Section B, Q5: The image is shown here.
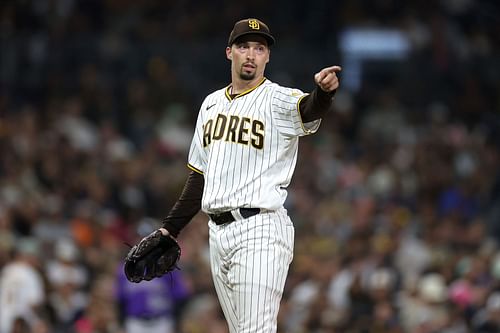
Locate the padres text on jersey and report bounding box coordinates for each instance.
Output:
[202,114,265,149]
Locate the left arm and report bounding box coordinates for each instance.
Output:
[299,66,341,122]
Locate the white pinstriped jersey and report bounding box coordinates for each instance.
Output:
[188,78,321,213]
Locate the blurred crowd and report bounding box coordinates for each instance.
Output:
[1,0,500,332]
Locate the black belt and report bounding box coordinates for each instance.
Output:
[209,208,261,225]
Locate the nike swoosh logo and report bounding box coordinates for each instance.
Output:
[206,103,216,110]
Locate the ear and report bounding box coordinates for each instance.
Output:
[226,47,232,60]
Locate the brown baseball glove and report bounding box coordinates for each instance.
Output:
[124,230,181,283]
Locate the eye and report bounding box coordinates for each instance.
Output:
[237,44,249,50]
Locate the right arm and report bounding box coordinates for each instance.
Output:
[160,170,204,238]
[160,96,210,237]
[299,65,341,122]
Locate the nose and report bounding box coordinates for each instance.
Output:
[246,47,255,60]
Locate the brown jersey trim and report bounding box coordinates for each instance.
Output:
[295,93,312,134]
[187,163,204,175]
[225,77,267,102]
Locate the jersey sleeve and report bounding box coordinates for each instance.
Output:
[271,86,321,137]
[187,103,207,175]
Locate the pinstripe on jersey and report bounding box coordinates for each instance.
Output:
[188,78,321,214]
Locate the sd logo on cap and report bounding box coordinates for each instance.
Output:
[227,18,275,46]
[248,19,260,30]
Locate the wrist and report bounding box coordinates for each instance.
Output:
[159,227,170,236]
[316,85,336,98]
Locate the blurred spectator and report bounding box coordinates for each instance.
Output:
[114,267,190,333]
[9,317,31,333]
[46,238,89,332]
[0,238,50,333]
[178,294,229,333]
[47,238,88,288]
[399,273,450,332]
[73,275,122,333]
[471,292,500,332]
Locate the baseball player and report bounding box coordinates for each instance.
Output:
[159,18,340,332]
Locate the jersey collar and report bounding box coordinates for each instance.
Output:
[225,77,267,102]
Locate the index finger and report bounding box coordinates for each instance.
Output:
[322,65,342,73]
[315,65,342,83]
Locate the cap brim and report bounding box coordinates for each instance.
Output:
[230,32,275,46]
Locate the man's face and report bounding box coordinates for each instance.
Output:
[226,35,270,81]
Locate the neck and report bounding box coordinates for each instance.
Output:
[230,76,265,95]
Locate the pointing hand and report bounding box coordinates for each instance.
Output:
[314,66,341,93]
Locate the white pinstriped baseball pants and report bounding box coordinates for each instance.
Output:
[208,208,294,333]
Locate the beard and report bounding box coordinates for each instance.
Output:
[239,63,257,81]
[239,70,255,81]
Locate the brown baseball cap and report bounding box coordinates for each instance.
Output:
[228,18,275,47]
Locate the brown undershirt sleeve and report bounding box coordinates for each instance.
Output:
[161,170,204,238]
[299,86,336,123]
